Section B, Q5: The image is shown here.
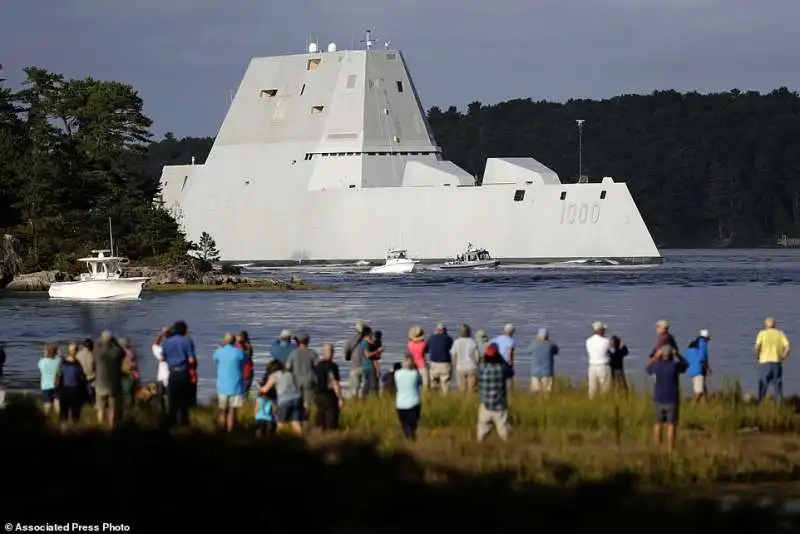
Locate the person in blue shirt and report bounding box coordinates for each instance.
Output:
[38,343,61,415]
[270,330,297,364]
[254,389,276,437]
[213,333,246,433]
[646,345,688,451]
[427,324,454,394]
[394,355,422,440]
[684,329,712,403]
[491,324,516,389]
[160,320,197,427]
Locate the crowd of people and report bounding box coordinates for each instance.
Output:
[22,314,792,448]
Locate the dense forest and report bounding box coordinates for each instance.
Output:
[0,65,187,272]
[3,62,800,274]
[146,89,800,248]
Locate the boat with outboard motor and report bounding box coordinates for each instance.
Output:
[48,221,150,300]
[439,243,498,269]
[368,248,418,274]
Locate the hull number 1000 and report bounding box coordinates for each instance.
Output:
[560,202,601,224]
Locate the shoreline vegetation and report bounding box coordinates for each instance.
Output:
[4,382,800,527]
[8,381,800,492]
[1,269,328,293]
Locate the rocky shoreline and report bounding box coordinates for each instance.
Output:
[2,267,321,292]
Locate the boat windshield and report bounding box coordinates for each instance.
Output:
[389,250,407,260]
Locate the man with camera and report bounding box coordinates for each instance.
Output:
[646,344,688,451]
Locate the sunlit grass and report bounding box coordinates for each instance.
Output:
[16,377,800,490]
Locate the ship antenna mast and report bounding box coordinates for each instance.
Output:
[360,29,375,50]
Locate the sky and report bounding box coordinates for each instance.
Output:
[2,0,799,137]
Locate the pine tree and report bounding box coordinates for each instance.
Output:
[198,231,220,262]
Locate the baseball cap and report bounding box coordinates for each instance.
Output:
[700,329,710,339]
[279,329,292,339]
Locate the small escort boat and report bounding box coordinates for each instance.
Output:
[48,221,150,300]
[368,248,418,274]
[439,243,498,270]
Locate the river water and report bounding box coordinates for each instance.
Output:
[1,249,799,399]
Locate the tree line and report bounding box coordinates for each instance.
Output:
[0,65,188,273]
[3,61,799,273]
[145,89,800,248]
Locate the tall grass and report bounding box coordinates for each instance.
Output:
[14,379,800,490]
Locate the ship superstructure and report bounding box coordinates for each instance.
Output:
[160,33,661,264]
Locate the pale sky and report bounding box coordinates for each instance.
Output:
[2,0,798,137]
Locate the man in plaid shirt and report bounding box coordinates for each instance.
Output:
[477,343,511,441]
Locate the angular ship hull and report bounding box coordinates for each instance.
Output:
[160,42,660,265]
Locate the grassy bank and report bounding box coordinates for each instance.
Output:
[12,383,800,491]
[2,391,800,529]
[145,281,329,292]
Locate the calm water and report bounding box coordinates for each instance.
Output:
[1,249,799,399]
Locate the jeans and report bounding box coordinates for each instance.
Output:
[397,404,421,440]
[167,367,191,426]
[758,362,783,402]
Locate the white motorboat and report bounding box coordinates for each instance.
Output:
[368,249,418,274]
[48,221,150,300]
[439,243,498,270]
[48,250,150,300]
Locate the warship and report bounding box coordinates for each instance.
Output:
[160,31,661,265]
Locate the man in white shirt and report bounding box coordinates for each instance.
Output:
[585,321,611,398]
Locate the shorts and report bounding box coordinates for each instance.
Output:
[218,394,244,410]
[692,375,707,395]
[654,402,679,424]
[277,398,305,423]
[42,389,56,404]
[95,390,122,411]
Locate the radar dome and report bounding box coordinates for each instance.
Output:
[327,42,337,52]
[308,42,318,53]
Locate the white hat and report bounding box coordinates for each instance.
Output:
[592,321,607,332]
[504,323,515,335]
[279,329,292,339]
[537,328,548,338]
[700,329,710,338]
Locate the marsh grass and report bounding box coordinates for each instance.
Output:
[17,380,800,491]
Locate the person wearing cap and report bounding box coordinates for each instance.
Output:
[406,326,429,388]
[427,323,454,394]
[213,333,246,433]
[529,328,559,394]
[451,324,480,392]
[650,320,678,358]
[491,324,516,390]
[646,345,688,451]
[754,317,790,403]
[684,329,712,403]
[585,322,611,398]
[477,343,511,441]
[270,329,297,364]
[286,332,319,414]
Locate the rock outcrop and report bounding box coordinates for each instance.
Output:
[0,235,23,289]
[4,270,72,291]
